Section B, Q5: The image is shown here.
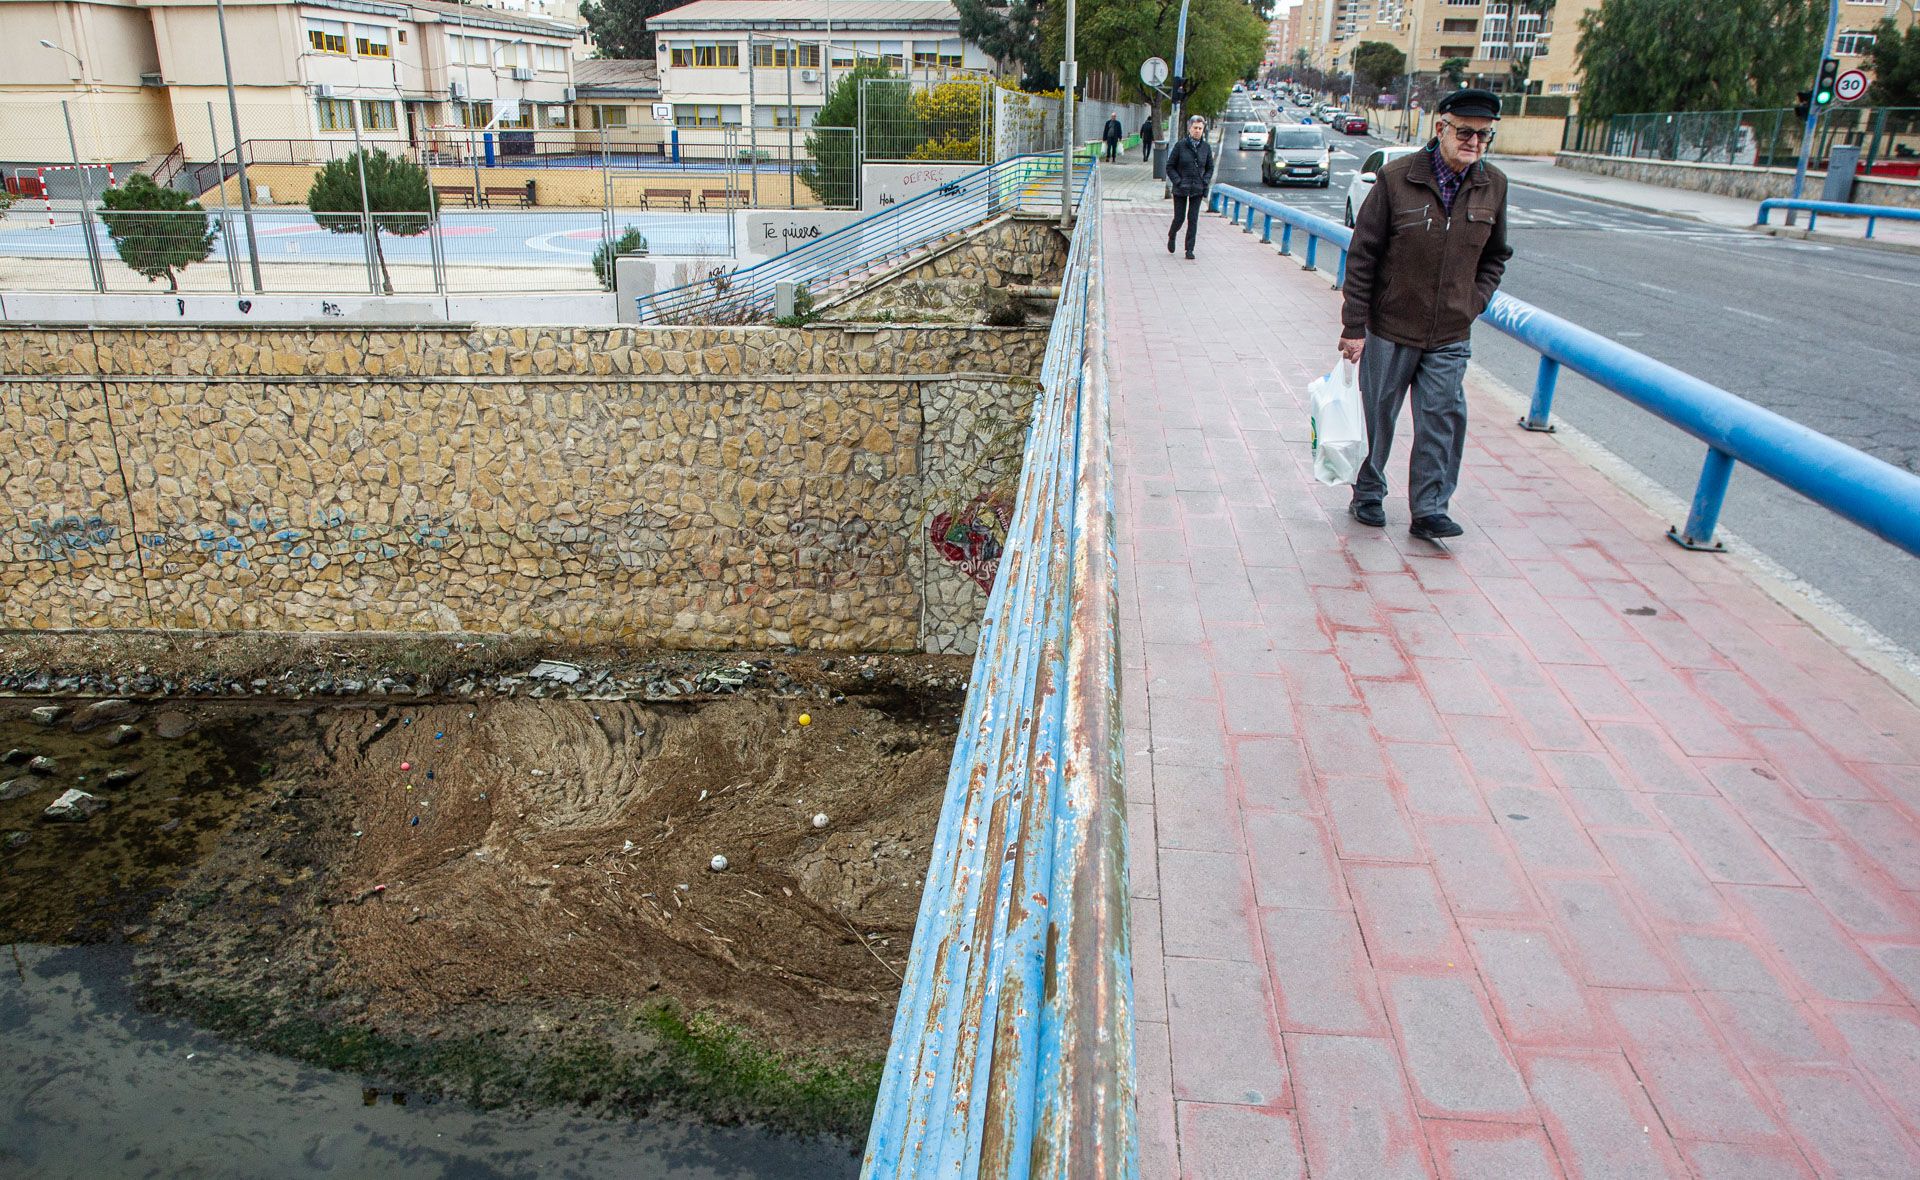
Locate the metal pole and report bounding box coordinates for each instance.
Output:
[749,36,759,208]
[1060,0,1076,226]
[1166,0,1191,198]
[786,37,798,207]
[215,0,263,290]
[463,13,482,198]
[1789,0,1840,225]
[61,100,106,292]
[206,102,243,294]
[348,98,381,293]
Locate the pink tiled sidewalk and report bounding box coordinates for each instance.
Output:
[1107,206,1920,1179]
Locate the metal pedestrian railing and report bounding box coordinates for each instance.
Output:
[1756,197,1920,239]
[863,163,1135,1179]
[1208,182,1920,559]
[636,153,1088,324]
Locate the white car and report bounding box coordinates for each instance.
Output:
[1237,122,1270,151]
[1345,145,1421,226]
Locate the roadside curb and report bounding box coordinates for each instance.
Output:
[1752,223,1920,257]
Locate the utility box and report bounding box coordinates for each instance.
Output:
[1151,141,1169,180]
[1823,144,1860,203]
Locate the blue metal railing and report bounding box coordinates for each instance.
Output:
[864,164,1135,1179]
[1756,198,1920,240]
[636,153,1088,324]
[1209,182,1920,557]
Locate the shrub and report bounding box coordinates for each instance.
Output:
[592,225,648,290]
[98,173,216,292]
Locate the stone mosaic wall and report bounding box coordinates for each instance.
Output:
[0,325,1042,652]
[828,216,1069,322]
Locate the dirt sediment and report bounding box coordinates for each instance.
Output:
[0,640,965,1137]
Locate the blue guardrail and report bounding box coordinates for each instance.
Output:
[1757,197,1920,239]
[1209,182,1920,557]
[863,165,1137,1180]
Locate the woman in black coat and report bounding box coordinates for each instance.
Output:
[1165,115,1213,260]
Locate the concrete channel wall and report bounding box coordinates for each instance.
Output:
[1,323,1044,653]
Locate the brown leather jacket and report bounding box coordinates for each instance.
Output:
[1339,145,1512,349]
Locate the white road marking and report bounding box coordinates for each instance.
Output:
[1638,281,1678,294]
[1723,306,1777,323]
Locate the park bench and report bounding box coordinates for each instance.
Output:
[699,188,742,211]
[481,185,532,208]
[432,185,476,207]
[642,188,691,211]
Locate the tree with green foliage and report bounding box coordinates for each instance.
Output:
[1047,0,1266,111]
[305,149,435,295]
[957,0,1054,90]
[578,0,679,58]
[1575,0,1827,120]
[1351,41,1406,90]
[593,225,647,290]
[799,60,903,206]
[1864,18,1920,109]
[98,173,215,292]
[1440,57,1470,88]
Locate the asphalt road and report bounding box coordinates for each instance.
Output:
[1221,99,1920,658]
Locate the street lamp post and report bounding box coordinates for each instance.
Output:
[1165,0,1191,199]
[213,0,265,290]
[1060,0,1077,226]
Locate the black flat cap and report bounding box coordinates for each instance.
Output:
[1436,88,1502,120]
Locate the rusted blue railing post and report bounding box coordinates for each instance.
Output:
[1521,355,1560,432]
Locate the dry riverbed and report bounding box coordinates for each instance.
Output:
[0,636,965,1140]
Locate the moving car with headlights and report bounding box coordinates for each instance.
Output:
[1238,121,1270,151]
[1344,144,1421,225]
[1262,124,1332,187]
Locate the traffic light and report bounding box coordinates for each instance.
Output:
[1795,90,1813,120]
[1171,77,1187,104]
[1815,57,1839,107]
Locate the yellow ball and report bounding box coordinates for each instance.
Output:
[798,713,812,726]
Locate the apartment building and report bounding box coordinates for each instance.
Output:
[1309,0,1550,91]
[3,0,580,165]
[646,0,990,147]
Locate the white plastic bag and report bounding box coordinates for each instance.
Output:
[1308,359,1368,486]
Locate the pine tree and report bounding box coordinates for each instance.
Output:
[305,149,435,295]
[99,174,216,292]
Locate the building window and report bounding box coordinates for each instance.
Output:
[669,42,739,68]
[674,103,739,127]
[317,98,353,131]
[755,105,802,128]
[360,100,397,130]
[494,104,532,129]
[536,44,566,71]
[752,42,817,68]
[939,52,963,68]
[353,25,390,57]
[601,105,629,127]
[1442,18,1476,33]
[456,100,493,128]
[1835,30,1877,56]
[541,104,569,128]
[307,19,347,54]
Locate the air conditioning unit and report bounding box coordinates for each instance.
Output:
[449,80,466,100]
[512,66,534,81]
[800,68,818,83]
[563,85,577,101]
[314,83,335,98]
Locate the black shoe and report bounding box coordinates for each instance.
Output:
[1185,251,1195,260]
[1349,500,1385,527]
[1167,235,1176,254]
[1410,514,1464,540]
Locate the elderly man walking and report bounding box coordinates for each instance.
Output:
[1338,88,1512,541]
[1164,115,1213,260]
[1102,113,1124,162]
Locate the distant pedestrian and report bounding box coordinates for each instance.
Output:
[1338,88,1511,541]
[1140,115,1157,161]
[1165,115,1213,260]
[1102,113,1124,162]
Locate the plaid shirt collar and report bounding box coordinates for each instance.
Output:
[1429,143,1464,214]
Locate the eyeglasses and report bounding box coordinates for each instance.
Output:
[1439,122,1497,145]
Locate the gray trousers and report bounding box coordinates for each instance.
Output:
[1352,332,1471,518]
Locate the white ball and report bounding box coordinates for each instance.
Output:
[709,854,728,872]
[812,813,830,829]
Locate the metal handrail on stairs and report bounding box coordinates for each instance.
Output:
[635,153,1089,324]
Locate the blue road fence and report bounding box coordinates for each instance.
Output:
[864,163,1136,1179]
[1755,198,1920,240]
[637,153,1087,324]
[1208,183,1920,558]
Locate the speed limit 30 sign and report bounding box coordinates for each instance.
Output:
[1835,68,1869,103]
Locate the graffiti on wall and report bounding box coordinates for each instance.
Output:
[133,503,464,574]
[929,490,1013,592]
[6,512,121,564]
